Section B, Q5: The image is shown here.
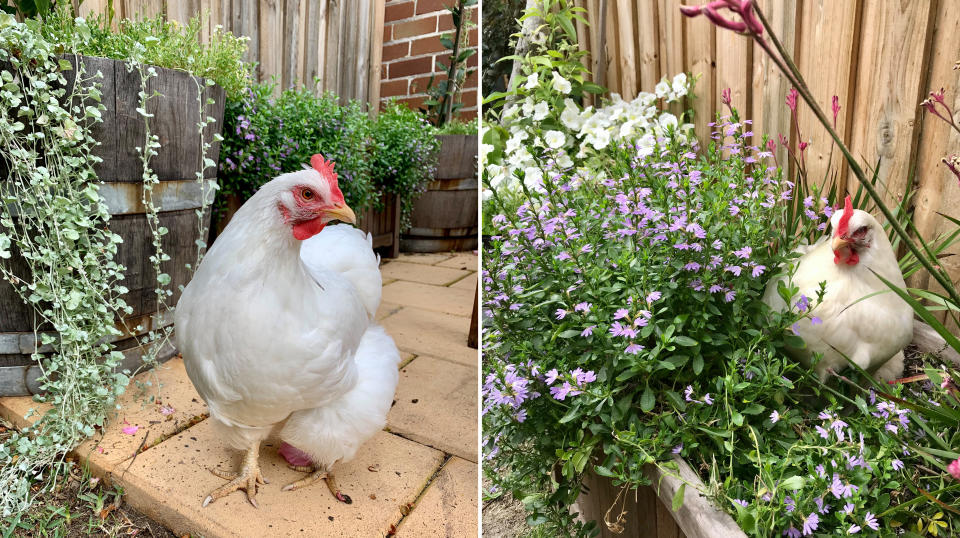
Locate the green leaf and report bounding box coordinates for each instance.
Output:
[640,386,655,412]
[673,336,697,347]
[779,476,805,490]
[672,483,686,511]
[557,329,582,338]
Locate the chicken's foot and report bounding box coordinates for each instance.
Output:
[202,443,267,508]
[282,465,352,504]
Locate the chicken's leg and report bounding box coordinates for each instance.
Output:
[282,464,352,504]
[202,442,268,508]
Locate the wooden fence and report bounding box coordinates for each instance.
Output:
[574,0,960,321]
[71,0,386,105]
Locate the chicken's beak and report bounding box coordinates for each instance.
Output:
[322,203,357,225]
[831,235,850,252]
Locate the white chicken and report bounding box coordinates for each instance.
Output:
[175,154,400,508]
[763,196,913,382]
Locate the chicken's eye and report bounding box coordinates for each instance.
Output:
[301,188,314,200]
[853,226,868,237]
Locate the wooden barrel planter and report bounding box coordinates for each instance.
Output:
[0,56,225,396]
[572,321,960,538]
[401,133,478,253]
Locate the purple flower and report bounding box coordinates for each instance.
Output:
[770,410,780,423]
[796,295,809,312]
[574,302,592,313]
[848,525,861,534]
[814,497,831,514]
[550,381,574,400]
[703,393,714,405]
[733,499,748,507]
[614,308,630,320]
[816,465,826,478]
[783,527,801,538]
[672,443,683,454]
[545,369,559,385]
[516,409,527,422]
[581,325,596,337]
[555,308,567,320]
[843,503,855,514]
[709,284,723,294]
[733,246,753,259]
[509,303,523,311]
[752,265,766,278]
[724,290,736,302]
[810,317,822,325]
[864,512,878,531]
[802,512,819,535]
[646,291,662,303]
[891,459,904,471]
[684,385,698,403]
[625,343,644,354]
[576,370,597,385]
[556,252,572,261]
[785,496,795,513]
[725,265,743,276]
[729,204,741,216]
[684,262,702,272]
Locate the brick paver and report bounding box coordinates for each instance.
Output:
[0,251,479,537]
[388,355,477,462]
[396,457,478,537]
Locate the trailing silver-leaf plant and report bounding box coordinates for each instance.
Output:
[0,15,130,516]
[0,13,223,517]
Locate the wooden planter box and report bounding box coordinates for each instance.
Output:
[357,192,401,259]
[0,56,225,396]
[573,321,960,538]
[401,133,478,253]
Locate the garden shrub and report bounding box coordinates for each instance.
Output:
[218,85,440,229]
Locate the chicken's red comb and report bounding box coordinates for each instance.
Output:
[310,154,339,186]
[836,195,853,237]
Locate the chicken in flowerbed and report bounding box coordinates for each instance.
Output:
[175,154,400,508]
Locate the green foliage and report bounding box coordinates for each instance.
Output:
[0,0,53,19]
[370,102,441,229]
[218,84,441,229]
[436,118,479,135]
[39,6,253,99]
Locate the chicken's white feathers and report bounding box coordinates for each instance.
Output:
[176,168,400,463]
[763,207,913,382]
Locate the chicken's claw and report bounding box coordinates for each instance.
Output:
[202,444,266,508]
[282,466,353,504]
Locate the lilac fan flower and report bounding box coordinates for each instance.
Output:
[550,381,574,401]
[752,265,766,277]
[864,512,879,531]
[733,499,748,507]
[614,308,630,320]
[646,291,662,303]
[673,443,683,454]
[802,512,819,535]
[555,308,567,320]
[796,295,809,312]
[848,525,861,534]
[725,265,743,276]
[545,369,559,384]
[733,246,752,259]
[684,262,702,272]
[811,317,822,325]
[785,496,795,513]
[574,302,592,313]
[709,284,723,294]
[724,290,736,303]
[703,393,714,405]
[783,527,801,538]
[891,459,904,471]
[770,410,780,423]
[625,343,644,354]
[581,325,596,337]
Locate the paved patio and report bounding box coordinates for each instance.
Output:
[0,252,478,537]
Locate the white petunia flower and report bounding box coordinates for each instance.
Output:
[672,72,688,97]
[479,143,494,166]
[523,166,545,191]
[524,72,539,90]
[532,102,549,121]
[544,130,566,149]
[560,99,584,130]
[658,112,678,131]
[655,80,670,98]
[551,71,572,94]
[636,133,656,159]
[556,151,573,169]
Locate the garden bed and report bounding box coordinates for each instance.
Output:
[572,320,960,538]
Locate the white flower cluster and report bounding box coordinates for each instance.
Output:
[483,73,694,199]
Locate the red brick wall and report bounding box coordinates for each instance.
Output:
[381,0,479,120]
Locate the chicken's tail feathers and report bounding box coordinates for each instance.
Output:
[301,223,382,317]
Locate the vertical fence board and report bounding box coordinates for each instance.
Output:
[588,0,607,91]
[604,0,620,92]
[258,0,283,89]
[281,0,302,90]
[682,0,714,148]
[794,0,861,191]
[847,0,935,211]
[658,0,683,117]
[368,0,385,112]
[615,0,637,98]
[910,0,960,322]
[752,0,799,167]
[714,30,750,122]
[636,0,660,92]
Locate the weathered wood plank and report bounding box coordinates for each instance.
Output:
[658,0,683,117]
[682,0,714,150]
[751,0,799,168]
[259,0,283,91]
[636,0,659,92]
[588,0,606,91]
[367,0,385,111]
[615,0,637,98]
[715,26,751,121]
[910,0,960,307]
[603,0,620,93]
[794,0,862,191]
[847,0,935,212]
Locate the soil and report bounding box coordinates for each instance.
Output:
[481,477,533,538]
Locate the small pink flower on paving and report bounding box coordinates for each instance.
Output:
[121,419,139,435]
